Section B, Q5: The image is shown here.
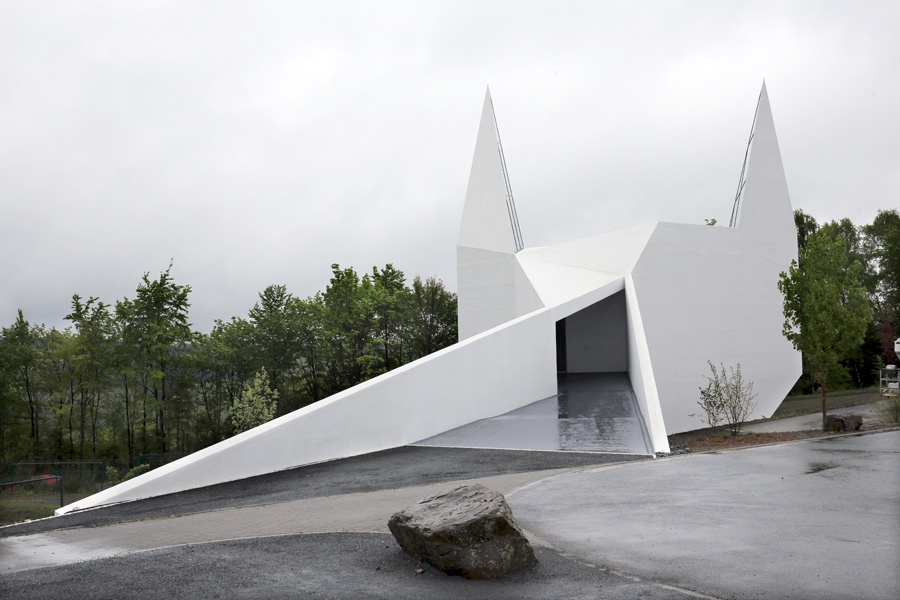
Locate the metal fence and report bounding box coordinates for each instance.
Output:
[1,461,115,526]
[0,456,180,526]
[0,475,64,526]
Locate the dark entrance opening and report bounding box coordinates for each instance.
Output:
[555,290,627,373]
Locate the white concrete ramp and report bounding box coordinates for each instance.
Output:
[415,373,653,455]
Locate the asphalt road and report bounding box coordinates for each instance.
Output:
[1,446,644,538]
[2,432,898,600]
[1,533,692,600]
[511,430,900,600]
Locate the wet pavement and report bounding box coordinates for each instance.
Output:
[510,430,900,600]
[0,446,643,539]
[0,469,575,573]
[416,373,652,455]
[0,533,690,600]
[1,428,897,599]
[743,403,879,433]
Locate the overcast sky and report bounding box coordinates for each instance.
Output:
[2,0,898,332]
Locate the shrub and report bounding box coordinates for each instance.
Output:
[123,464,151,481]
[231,367,279,434]
[875,393,900,424]
[106,465,121,485]
[105,463,151,487]
[696,361,758,435]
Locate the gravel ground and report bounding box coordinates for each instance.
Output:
[0,532,689,600]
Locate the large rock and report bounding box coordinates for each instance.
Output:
[824,414,863,432]
[388,484,537,579]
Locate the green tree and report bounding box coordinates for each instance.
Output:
[0,311,48,458]
[404,276,457,361]
[117,264,193,454]
[0,326,29,470]
[248,285,306,414]
[368,264,408,375]
[191,318,256,445]
[64,295,113,459]
[231,367,278,434]
[778,225,873,427]
[322,264,374,390]
[794,208,819,254]
[288,295,328,406]
[862,209,900,363]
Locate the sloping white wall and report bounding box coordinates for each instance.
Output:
[631,223,801,434]
[625,274,670,453]
[58,305,559,514]
[457,246,542,340]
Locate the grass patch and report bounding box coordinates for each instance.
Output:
[0,502,57,526]
[772,388,881,419]
[0,492,92,526]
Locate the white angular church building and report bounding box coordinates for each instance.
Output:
[59,84,801,514]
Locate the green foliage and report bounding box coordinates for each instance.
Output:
[862,209,900,363]
[105,462,150,486]
[875,394,900,424]
[105,465,120,485]
[407,276,457,358]
[779,223,873,389]
[793,208,819,254]
[696,361,757,435]
[0,257,454,469]
[231,368,278,434]
[124,463,151,481]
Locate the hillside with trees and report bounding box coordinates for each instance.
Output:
[0,263,457,471]
[1,209,897,474]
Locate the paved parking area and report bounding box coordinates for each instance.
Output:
[1,431,897,599]
[511,430,900,600]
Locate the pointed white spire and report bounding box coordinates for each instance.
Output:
[458,87,523,254]
[730,82,796,250]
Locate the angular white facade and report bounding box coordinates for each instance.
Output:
[58,84,800,514]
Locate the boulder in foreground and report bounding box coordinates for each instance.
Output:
[824,414,863,432]
[388,484,537,579]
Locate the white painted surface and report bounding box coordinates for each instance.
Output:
[625,273,670,453]
[59,305,558,513]
[456,88,543,340]
[456,246,541,340]
[59,83,800,513]
[457,88,518,255]
[631,222,800,434]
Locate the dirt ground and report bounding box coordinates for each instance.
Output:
[670,429,826,452]
[670,411,894,453]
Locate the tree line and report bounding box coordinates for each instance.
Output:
[780,208,899,394]
[0,263,457,470]
[1,209,896,472]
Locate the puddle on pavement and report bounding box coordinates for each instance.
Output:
[805,461,839,474]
